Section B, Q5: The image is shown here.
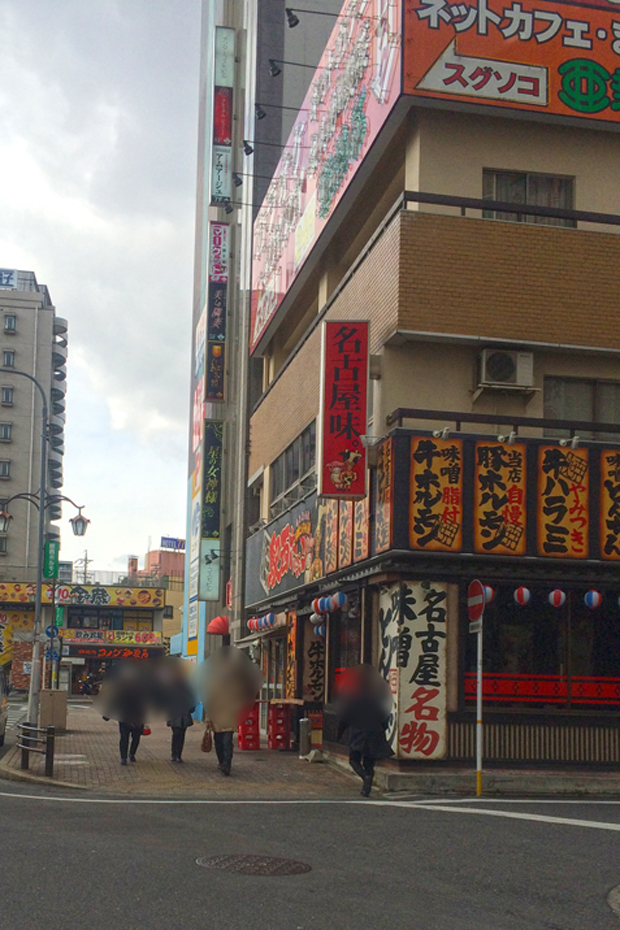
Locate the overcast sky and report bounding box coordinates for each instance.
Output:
[0,0,201,572]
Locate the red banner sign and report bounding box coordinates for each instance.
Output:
[317,321,369,500]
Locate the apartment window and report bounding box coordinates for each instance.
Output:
[0,460,10,478]
[4,314,16,333]
[163,605,174,619]
[270,421,317,517]
[2,350,15,368]
[544,377,620,440]
[1,387,13,406]
[0,536,7,554]
[483,170,575,228]
[0,423,12,441]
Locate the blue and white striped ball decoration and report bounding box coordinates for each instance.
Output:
[584,590,602,609]
[484,586,495,604]
[313,623,326,636]
[329,592,348,611]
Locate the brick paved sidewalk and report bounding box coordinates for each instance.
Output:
[0,702,360,799]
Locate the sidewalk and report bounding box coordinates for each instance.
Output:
[0,703,359,799]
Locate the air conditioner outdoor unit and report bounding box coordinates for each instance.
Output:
[478,349,534,389]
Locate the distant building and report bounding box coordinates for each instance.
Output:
[0,268,67,580]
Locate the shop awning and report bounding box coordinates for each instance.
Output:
[207,615,229,635]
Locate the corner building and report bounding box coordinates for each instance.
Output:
[244,0,620,766]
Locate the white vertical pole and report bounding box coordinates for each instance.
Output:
[476,624,483,797]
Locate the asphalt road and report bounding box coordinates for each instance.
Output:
[1,788,620,930]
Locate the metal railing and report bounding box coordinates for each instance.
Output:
[386,407,620,436]
[18,722,55,778]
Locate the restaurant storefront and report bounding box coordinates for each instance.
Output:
[244,425,620,765]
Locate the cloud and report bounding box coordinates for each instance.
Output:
[0,0,200,568]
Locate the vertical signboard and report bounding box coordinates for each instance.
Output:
[43,540,60,579]
[250,0,402,352]
[285,612,298,700]
[353,497,370,562]
[397,581,448,761]
[474,441,527,555]
[338,501,354,569]
[601,450,620,560]
[374,438,394,553]
[206,222,229,402]
[538,446,589,558]
[317,321,369,500]
[199,421,223,600]
[410,436,463,551]
[378,585,400,752]
[210,27,234,205]
[302,626,326,702]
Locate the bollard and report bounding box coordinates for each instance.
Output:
[20,721,32,771]
[298,717,311,758]
[45,726,55,778]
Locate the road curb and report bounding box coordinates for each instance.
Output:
[0,761,88,791]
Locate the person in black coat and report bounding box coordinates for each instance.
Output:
[336,665,394,797]
[165,663,197,763]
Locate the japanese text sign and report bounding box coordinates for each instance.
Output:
[474,442,527,555]
[538,446,589,557]
[43,540,60,579]
[374,438,394,553]
[210,27,234,205]
[410,436,463,551]
[317,321,369,500]
[200,421,223,601]
[250,0,402,353]
[397,581,448,760]
[404,0,620,126]
[205,223,229,402]
[601,450,620,560]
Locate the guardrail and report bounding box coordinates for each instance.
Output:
[18,722,55,778]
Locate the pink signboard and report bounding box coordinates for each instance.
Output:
[250,0,402,354]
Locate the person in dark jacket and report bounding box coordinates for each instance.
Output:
[336,664,394,797]
[97,662,147,765]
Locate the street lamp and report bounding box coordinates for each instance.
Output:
[69,507,90,537]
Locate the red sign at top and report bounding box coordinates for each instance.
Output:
[467,579,485,623]
[317,321,369,500]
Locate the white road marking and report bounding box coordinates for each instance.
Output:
[397,797,620,806]
[375,800,620,832]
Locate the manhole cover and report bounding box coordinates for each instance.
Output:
[196,854,312,876]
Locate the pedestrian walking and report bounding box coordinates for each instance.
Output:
[336,664,394,797]
[97,661,148,766]
[165,660,197,763]
[197,645,262,776]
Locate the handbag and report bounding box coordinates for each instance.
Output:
[142,726,151,736]
[201,723,213,753]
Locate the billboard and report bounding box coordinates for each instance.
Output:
[403,0,620,125]
[317,321,369,500]
[199,421,223,600]
[210,27,235,205]
[250,0,403,354]
[205,222,229,402]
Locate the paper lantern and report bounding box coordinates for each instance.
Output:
[309,612,321,624]
[263,613,275,627]
[330,592,348,611]
[484,586,496,604]
[247,617,258,632]
[584,590,602,609]
[312,598,322,614]
[548,589,566,608]
[514,587,531,606]
[313,623,326,636]
[207,615,229,635]
[319,597,331,613]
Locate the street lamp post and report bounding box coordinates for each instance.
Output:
[0,367,89,724]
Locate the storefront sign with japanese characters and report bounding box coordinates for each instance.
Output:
[353,497,370,562]
[378,585,400,750]
[285,613,298,700]
[205,223,229,402]
[210,28,234,204]
[410,437,463,551]
[317,321,369,500]
[601,450,620,560]
[397,581,448,760]
[200,421,223,600]
[404,0,620,128]
[538,446,589,558]
[302,627,326,702]
[338,501,354,569]
[374,438,393,553]
[474,442,527,555]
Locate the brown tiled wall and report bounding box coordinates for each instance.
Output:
[248,216,401,475]
[249,208,620,476]
[399,211,620,347]
[11,640,32,690]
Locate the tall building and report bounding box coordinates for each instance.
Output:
[182,0,341,662]
[240,0,620,768]
[0,267,67,580]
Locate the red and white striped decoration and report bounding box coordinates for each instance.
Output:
[548,589,566,608]
[514,587,531,606]
[484,586,496,604]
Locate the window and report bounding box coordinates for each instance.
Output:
[2,350,14,368]
[483,170,575,227]
[544,377,620,440]
[0,536,7,554]
[163,605,174,619]
[0,460,10,478]
[270,421,317,517]
[0,423,12,441]
[4,314,16,333]
[1,387,13,406]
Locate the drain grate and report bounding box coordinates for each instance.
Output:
[196,854,312,876]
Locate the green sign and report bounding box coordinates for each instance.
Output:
[55,606,64,627]
[43,540,60,580]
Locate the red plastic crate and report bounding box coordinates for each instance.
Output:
[238,732,260,750]
[267,732,288,750]
[240,717,260,730]
[243,703,260,721]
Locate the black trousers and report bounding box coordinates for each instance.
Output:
[119,723,142,760]
[349,750,376,781]
[214,731,233,769]
[171,727,186,759]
